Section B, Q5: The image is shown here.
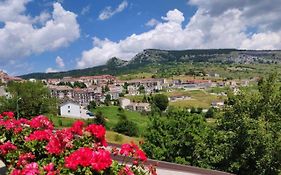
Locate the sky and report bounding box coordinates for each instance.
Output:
[0,0,281,75]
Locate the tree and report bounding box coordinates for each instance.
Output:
[142,109,210,167]
[205,108,214,118]
[210,73,281,174]
[138,85,145,94]
[73,81,87,88]
[153,94,169,111]
[104,94,111,106]
[94,111,106,126]
[113,113,139,137]
[87,100,97,110]
[0,81,57,118]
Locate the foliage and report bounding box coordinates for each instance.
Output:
[104,94,111,106]
[205,108,215,118]
[0,81,57,119]
[152,94,169,111]
[138,85,145,94]
[87,100,97,110]
[94,111,106,126]
[0,112,155,175]
[210,73,281,175]
[92,106,148,136]
[113,113,139,137]
[142,109,210,168]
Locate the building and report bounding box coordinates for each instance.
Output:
[211,101,224,108]
[119,98,131,109]
[168,95,191,102]
[73,88,96,106]
[127,85,139,96]
[60,101,93,118]
[48,85,73,99]
[0,70,23,84]
[0,86,10,98]
[119,98,151,112]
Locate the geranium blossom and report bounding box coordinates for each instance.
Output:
[0,141,17,155]
[29,115,54,130]
[0,112,154,175]
[65,147,112,172]
[21,162,39,175]
[2,111,14,119]
[70,120,84,135]
[25,129,52,141]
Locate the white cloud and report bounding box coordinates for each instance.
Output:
[81,5,90,15]
[98,0,128,20]
[0,1,80,65]
[45,67,58,73]
[56,56,65,68]
[77,2,281,69]
[77,9,203,68]
[145,18,160,27]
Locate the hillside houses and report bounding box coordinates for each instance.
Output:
[45,74,256,110]
[0,71,23,84]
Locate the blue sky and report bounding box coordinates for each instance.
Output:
[0,0,281,75]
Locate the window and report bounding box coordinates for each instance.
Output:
[68,105,70,109]
[68,110,70,113]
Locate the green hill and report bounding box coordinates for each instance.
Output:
[20,49,281,79]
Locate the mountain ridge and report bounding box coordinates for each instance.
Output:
[20,49,281,79]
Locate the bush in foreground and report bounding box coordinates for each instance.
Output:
[0,111,156,175]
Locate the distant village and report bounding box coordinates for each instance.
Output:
[0,70,257,119]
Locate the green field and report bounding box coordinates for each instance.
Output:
[47,114,142,144]
[168,90,224,108]
[92,106,149,136]
[126,89,225,109]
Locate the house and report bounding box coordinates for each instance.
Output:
[211,101,224,108]
[48,85,73,99]
[119,98,151,112]
[47,79,61,85]
[0,71,23,84]
[60,101,93,118]
[0,86,10,98]
[127,85,139,96]
[119,98,131,109]
[168,95,191,102]
[72,88,96,106]
[125,103,151,112]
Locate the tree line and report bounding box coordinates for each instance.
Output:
[142,73,281,175]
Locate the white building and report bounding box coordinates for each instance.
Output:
[119,98,131,109]
[60,101,93,118]
[119,98,151,112]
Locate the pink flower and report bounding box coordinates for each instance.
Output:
[29,115,54,130]
[16,153,35,167]
[85,124,107,146]
[118,165,135,175]
[0,141,17,155]
[44,163,55,172]
[46,135,62,155]
[25,129,52,142]
[91,149,112,171]
[64,147,112,172]
[10,169,21,175]
[70,120,84,135]
[45,129,73,155]
[119,142,147,162]
[135,149,147,162]
[2,111,14,119]
[21,162,39,175]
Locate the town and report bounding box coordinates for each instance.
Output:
[1,70,257,119]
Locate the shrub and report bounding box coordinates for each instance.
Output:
[0,111,155,175]
[113,113,139,137]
